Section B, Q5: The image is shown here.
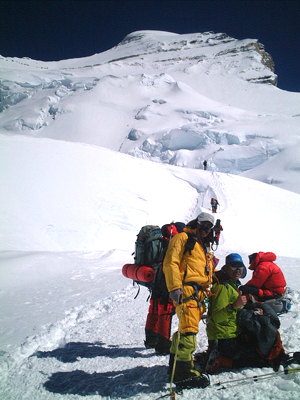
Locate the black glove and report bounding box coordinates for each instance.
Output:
[239,285,259,296]
[169,288,183,305]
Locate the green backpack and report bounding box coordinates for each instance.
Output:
[134,225,164,267]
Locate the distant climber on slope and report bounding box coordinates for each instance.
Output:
[211,198,219,213]
[213,219,223,246]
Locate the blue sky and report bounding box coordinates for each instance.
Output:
[1,0,299,92]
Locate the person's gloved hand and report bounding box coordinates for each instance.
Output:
[232,294,247,309]
[239,285,259,296]
[169,288,183,305]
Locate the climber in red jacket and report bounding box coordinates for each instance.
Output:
[239,252,286,301]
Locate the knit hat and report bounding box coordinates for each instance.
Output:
[175,222,186,233]
[225,253,247,279]
[197,212,215,226]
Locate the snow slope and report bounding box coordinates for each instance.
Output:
[1,135,300,400]
[1,30,300,194]
[1,30,300,400]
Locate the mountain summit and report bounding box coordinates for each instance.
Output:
[1,30,300,193]
[116,30,277,85]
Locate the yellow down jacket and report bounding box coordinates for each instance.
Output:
[163,229,213,292]
[163,228,214,333]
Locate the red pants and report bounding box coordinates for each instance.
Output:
[145,297,174,339]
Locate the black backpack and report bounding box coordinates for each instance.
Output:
[237,302,282,359]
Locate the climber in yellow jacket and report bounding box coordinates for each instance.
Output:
[163,212,216,389]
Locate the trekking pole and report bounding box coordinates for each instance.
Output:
[215,365,300,389]
[169,299,183,400]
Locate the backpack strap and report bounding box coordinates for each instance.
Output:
[184,232,198,255]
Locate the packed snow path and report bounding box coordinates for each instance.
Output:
[1,253,300,400]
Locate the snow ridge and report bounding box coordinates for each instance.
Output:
[1,30,300,193]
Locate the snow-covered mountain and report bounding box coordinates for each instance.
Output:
[1,31,300,400]
[1,30,300,194]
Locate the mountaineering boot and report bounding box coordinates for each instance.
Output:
[173,360,200,382]
[167,332,210,387]
[144,329,157,349]
[168,355,204,382]
[175,373,210,389]
[155,334,171,355]
[172,360,210,388]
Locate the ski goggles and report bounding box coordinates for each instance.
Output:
[229,264,244,271]
[199,222,214,231]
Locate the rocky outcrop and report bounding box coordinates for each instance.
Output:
[249,42,277,85]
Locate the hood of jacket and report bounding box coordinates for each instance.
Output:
[249,251,276,271]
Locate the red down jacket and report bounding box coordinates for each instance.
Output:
[246,252,286,299]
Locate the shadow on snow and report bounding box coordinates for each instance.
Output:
[35,342,168,397]
[43,365,167,397]
[34,341,153,363]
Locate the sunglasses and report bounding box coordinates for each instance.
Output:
[229,265,243,271]
[199,222,214,231]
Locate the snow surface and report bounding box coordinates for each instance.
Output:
[1,30,300,194]
[1,30,300,399]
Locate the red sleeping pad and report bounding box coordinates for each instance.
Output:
[122,263,155,283]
